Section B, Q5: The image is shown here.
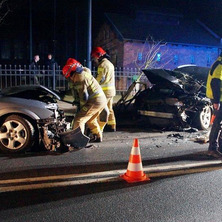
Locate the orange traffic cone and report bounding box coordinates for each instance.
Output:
[120,138,150,183]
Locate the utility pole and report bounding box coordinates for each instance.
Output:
[87,0,92,69]
[53,0,56,57]
[29,0,33,62]
[75,8,78,58]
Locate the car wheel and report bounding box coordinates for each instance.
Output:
[0,115,35,153]
[193,105,212,130]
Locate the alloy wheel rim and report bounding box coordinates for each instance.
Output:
[0,120,27,150]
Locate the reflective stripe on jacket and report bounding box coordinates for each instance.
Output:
[69,67,105,107]
[96,58,116,98]
[206,56,222,101]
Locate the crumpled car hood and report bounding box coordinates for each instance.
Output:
[0,85,61,101]
[0,85,61,119]
[142,67,208,94]
[173,65,210,83]
[142,69,182,89]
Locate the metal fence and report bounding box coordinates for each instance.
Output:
[0,65,148,94]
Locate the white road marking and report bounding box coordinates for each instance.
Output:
[0,160,222,192]
[143,160,222,172]
[0,170,125,185]
[0,176,119,192]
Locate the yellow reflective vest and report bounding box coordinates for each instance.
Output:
[96,58,116,98]
[206,56,222,101]
[69,67,104,107]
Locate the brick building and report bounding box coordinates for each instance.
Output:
[93,9,222,70]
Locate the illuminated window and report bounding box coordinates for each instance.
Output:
[174,55,178,65]
[207,55,211,66]
[156,53,161,62]
[191,55,195,64]
[137,52,142,61]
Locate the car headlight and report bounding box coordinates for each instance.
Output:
[174,101,184,107]
[45,103,58,110]
[165,98,183,107]
[45,103,59,118]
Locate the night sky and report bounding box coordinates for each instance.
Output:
[92,0,221,36]
[3,0,221,35]
[3,0,222,33]
[1,0,221,64]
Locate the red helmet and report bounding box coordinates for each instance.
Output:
[91,47,106,59]
[62,58,82,78]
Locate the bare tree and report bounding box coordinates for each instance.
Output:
[116,36,173,106]
[0,0,10,25]
[134,36,173,70]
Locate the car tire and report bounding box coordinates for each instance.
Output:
[0,115,35,153]
[193,105,212,130]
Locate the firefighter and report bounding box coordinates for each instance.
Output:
[206,52,222,157]
[62,58,107,142]
[91,47,116,132]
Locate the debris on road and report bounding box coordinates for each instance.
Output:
[191,136,209,144]
[167,133,184,139]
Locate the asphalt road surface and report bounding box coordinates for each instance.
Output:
[1,126,222,221]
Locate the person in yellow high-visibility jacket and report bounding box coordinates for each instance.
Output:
[91,47,116,132]
[206,53,222,157]
[62,58,107,142]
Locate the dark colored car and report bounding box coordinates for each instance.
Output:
[134,65,212,130]
[0,85,88,154]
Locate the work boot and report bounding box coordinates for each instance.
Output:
[104,125,116,132]
[89,134,102,143]
[207,150,221,158]
[208,121,221,151]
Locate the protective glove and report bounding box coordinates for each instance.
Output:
[72,100,80,107]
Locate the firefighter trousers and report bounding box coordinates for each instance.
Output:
[98,97,116,132]
[209,105,222,152]
[73,96,107,139]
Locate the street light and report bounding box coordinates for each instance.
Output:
[87,0,92,69]
[53,0,56,57]
[29,0,32,62]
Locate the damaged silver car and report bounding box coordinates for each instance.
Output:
[0,85,89,154]
[134,65,212,130]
